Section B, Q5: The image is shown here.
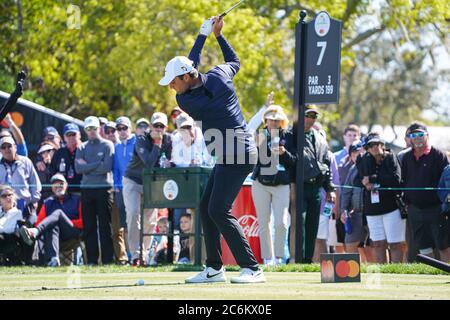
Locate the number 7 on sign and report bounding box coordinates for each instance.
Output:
[316,41,327,66]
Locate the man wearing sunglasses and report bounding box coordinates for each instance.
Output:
[135,118,150,137]
[302,105,336,264]
[19,174,83,267]
[42,126,63,148]
[50,123,83,195]
[0,136,41,226]
[401,122,450,262]
[123,112,172,266]
[75,116,115,265]
[112,116,136,265]
[104,121,118,144]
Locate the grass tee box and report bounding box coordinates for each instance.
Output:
[320,253,361,283]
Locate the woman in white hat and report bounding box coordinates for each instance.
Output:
[250,102,297,265]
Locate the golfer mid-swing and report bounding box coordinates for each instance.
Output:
[159,16,265,283]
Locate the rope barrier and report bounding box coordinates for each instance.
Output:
[334,184,450,191]
[1,183,450,191]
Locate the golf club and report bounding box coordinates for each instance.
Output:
[416,254,450,273]
[219,0,245,18]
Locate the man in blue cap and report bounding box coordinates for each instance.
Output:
[42,126,63,149]
[50,123,83,194]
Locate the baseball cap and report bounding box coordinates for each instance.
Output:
[407,122,427,134]
[305,105,320,115]
[349,140,364,154]
[63,123,80,135]
[104,121,117,130]
[176,113,194,128]
[50,173,67,184]
[0,136,15,146]
[43,126,60,137]
[365,132,384,146]
[159,56,195,86]
[37,144,56,154]
[116,116,131,128]
[151,112,168,127]
[84,116,100,129]
[98,117,108,125]
[136,118,150,127]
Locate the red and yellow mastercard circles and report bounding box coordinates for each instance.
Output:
[320,253,361,283]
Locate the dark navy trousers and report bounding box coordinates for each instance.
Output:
[200,164,259,270]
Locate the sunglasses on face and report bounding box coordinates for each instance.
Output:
[117,126,128,132]
[0,144,13,150]
[85,127,97,132]
[408,132,426,139]
[0,193,14,199]
[153,124,165,129]
[137,124,149,129]
[65,132,77,137]
[105,129,116,134]
[367,142,382,148]
[305,114,318,119]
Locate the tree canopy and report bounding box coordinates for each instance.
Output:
[1,0,448,138]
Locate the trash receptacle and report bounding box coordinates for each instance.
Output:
[141,167,212,265]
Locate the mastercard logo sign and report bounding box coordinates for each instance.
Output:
[335,260,360,278]
[321,257,360,282]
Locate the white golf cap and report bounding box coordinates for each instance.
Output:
[84,116,100,129]
[151,112,168,127]
[37,144,56,154]
[116,116,131,128]
[176,113,194,128]
[50,173,67,184]
[159,56,195,86]
[0,136,15,146]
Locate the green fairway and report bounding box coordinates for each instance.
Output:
[0,269,448,300]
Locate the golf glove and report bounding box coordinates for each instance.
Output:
[199,18,213,36]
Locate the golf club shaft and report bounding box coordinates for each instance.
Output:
[219,0,245,18]
[416,254,450,273]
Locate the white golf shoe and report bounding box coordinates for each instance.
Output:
[230,268,266,284]
[185,266,226,284]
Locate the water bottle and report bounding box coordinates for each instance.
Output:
[323,201,333,217]
[271,136,280,150]
[173,230,180,262]
[344,213,353,234]
[67,165,74,179]
[59,158,66,173]
[159,152,167,168]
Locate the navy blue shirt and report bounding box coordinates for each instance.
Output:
[175,35,257,165]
